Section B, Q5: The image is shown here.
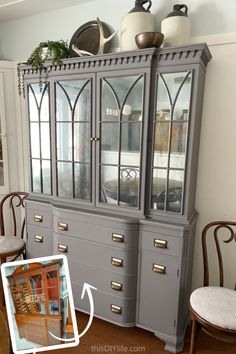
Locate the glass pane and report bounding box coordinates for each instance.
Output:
[120,123,141,166]
[32,159,41,193]
[151,169,167,210]
[42,160,51,195]
[41,122,50,159]
[167,170,184,212]
[0,162,4,186]
[0,135,2,160]
[59,79,88,106]
[74,123,90,163]
[120,167,139,207]
[30,274,46,314]
[121,76,144,122]
[57,162,73,198]
[56,83,72,122]
[153,122,169,168]
[100,165,118,204]
[173,72,192,120]
[57,123,72,161]
[40,86,49,121]
[30,123,40,158]
[101,123,119,164]
[74,81,91,122]
[155,76,171,119]
[170,122,188,169]
[101,80,119,122]
[106,76,140,105]
[74,163,90,200]
[28,85,39,121]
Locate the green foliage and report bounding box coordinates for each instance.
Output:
[18,40,70,96]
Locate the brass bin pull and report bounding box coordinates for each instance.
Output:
[58,244,68,253]
[112,233,124,243]
[34,214,43,222]
[154,239,168,249]
[111,281,123,291]
[58,222,68,231]
[34,235,43,243]
[110,304,122,314]
[152,264,166,274]
[111,257,123,267]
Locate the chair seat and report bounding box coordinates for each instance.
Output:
[0,236,25,258]
[190,286,236,330]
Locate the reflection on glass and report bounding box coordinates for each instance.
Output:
[173,73,192,120]
[101,80,119,122]
[59,80,88,106]
[120,167,139,207]
[74,163,90,200]
[106,76,141,106]
[120,123,141,166]
[57,123,72,161]
[101,123,119,164]
[41,123,50,159]
[57,162,73,198]
[151,169,167,210]
[30,123,40,158]
[42,160,51,195]
[74,123,90,163]
[0,162,4,186]
[168,170,183,212]
[100,165,118,204]
[155,77,171,120]
[74,82,91,122]
[153,122,169,168]
[170,122,188,169]
[32,159,41,193]
[30,274,46,314]
[29,83,48,122]
[40,87,49,121]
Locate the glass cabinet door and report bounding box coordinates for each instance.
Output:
[151,71,192,213]
[55,79,92,200]
[28,83,51,195]
[99,74,144,208]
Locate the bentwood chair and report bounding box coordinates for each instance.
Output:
[189,221,236,353]
[0,191,29,265]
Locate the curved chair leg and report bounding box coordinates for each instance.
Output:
[190,318,197,354]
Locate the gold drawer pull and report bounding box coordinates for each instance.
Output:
[58,244,68,253]
[111,257,123,267]
[152,264,166,274]
[111,281,123,291]
[112,233,124,243]
[58,222,68,231]
[34,214,43,222]
[110,304,122,314]
[154,239,168,249]
[34,235,43,243]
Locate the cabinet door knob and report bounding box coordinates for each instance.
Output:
[111,281,123,291]
[34,214,43,222]
[34,235,43,243]
[94,137,100,141]
[152,264,166,274]
[58,222,68,231]
[58,244,68,253]
[111,257,123,267]
[110,304,122,314]
[154,239,168,249]
[112,233,124,243]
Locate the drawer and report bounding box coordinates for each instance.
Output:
[26,225,52,259]
[54,233,138,275]
[68,260,137,298]
[72,283,136,326]
[137,250,180,334]
[141,230,182,257]
[26,201,52,228]
[53,209,139,250]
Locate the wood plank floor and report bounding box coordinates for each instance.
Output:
[44,311,235,354]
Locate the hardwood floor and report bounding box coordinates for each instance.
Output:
[44,311,235,354]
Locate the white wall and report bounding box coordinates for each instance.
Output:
[0,1,235,291]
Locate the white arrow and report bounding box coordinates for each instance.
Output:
[49,282,97,342]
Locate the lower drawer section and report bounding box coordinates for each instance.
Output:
[68,260,137,298]
[26,225,52,259]
[72,282,136,326]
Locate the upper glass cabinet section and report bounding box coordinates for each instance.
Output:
[151,71,192,213]
[28,83,51,195]
[99,74,144,208]
[55,79,92,200]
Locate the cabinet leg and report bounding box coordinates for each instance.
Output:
[154,332,184,353]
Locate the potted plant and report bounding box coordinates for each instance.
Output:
[17,40,70,96]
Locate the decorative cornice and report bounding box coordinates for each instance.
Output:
[21,43,211,79]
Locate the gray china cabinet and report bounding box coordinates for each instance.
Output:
[22,44,211,353]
